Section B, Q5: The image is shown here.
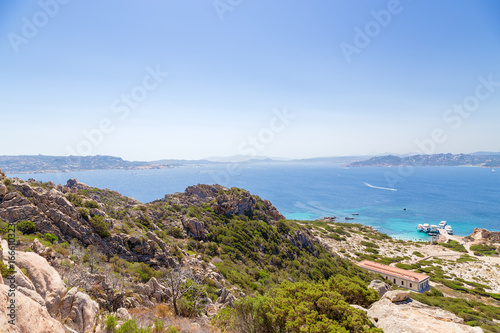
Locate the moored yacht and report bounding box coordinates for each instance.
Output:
[445,225,453,235]
[422,223,430,232]
[429,225,439,235]
[438,221,447,229]
[417,224,423,231]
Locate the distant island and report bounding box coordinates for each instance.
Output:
[348,153,500,168]
[0,155,179,173]
[0,154,369,173]
[2,153,500,174]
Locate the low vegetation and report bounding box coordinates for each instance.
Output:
[470,244,498,256]
[215,277,382,333]
[411,288,500,332]
[441,239,467,252]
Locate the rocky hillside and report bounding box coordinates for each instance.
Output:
[0,155,177,173]
[0,167,497,332]
[348,153,500,167]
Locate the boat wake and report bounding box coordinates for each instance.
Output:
[363,182,398,192]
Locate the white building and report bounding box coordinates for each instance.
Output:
[357,260,430,292]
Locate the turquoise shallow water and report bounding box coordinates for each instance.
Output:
[9,164,500,240]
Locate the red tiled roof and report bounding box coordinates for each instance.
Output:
[357,260,429,282]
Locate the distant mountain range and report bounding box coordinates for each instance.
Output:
[2,153,499,173]
[0,155,179,173]
[0,154,373,173]
[347,153,500,168]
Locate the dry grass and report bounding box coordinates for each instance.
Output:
[126,305,218,332]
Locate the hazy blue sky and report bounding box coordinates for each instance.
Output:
[1,0,500,160]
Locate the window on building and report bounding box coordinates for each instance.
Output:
[410,283,412,288]
[394,278,396,283]
[401,281,404,286]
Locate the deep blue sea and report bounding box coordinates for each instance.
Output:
[9,164,500,241]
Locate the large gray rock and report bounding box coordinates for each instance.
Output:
[0,284,66,333]
[0,183,8,197]
[1,238,99,333]
[9,250,66,314]
[382,290,410,303]
[368,279,389,297]
[116,307,131,321]
[182,217,207,239]
[60,287,99,333]
[216,288,236,307]
[367,298,483,333]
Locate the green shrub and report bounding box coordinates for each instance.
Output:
[441,240,467,253]
[413,251,424,258]
[65,193,83,207]
[17,220,37,234]
[0,260,15,278]
[44,233,58,244]
[90,215,110,238]
[361,241,379,248]
[3,179,12,186]
[214,279,382,333]
[169,227,184,239]
[78,208,90,221]
[83,200,99,209]
[0,220,9,235]
[470,244,498,256]
[115,319,144,333]
[105,314,117,332]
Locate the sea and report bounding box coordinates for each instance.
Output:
[8,164,500,241]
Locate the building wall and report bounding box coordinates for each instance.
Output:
[362,268,429,292]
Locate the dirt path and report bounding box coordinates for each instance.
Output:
[438,229,500,265]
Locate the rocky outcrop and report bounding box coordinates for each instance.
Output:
[213,190,256,217]
[7,248,66,314]
[368,280,389,298]
[184,184,223,201]
[215,288,236,308]
[469,228,500,244]
[60,287,99,333]
[182,217,207,240]
[289,229,317,253]
[367,298,483,333]
[381,290,409,303]
[0,180,105,249]
[0,284,66,333]
[1,238,99,332]
[0,182,8,197]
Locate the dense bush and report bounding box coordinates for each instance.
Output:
[44,233,58,244]
[411,289,500,332]
[169,227,184,239]
[65,193,83,207]
[441,240,467,252]
[90,215,111,238]
[17,220,37,234]
[0,259,15,278]
[215,278,382,332]
[83,200,99,209]
[470,244,498,256]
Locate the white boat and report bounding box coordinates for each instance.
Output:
[445,225,453,235]
[429,225,438,234]
[417,224,423,231]
[438,221,447,229]
[422,223,430,232]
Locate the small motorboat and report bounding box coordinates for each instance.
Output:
[445,225,453,235]
[417,224,423,231]
[438,221,447,229]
